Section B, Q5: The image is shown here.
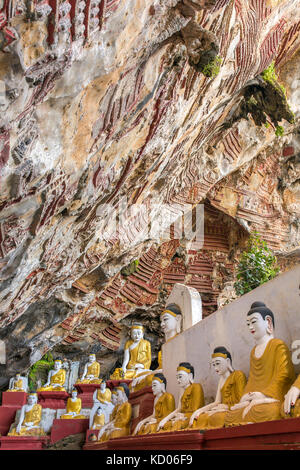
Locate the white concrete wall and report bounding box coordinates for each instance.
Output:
[162,265,300,405]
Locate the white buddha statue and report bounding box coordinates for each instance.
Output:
[60,389,85,419]
[110,324,151,380]
[98,383,132,442]
[89,381,113,428]
[7,373,28,392]
[8,393,45,436]
[76,354,101,384]
[190,347,246,430]
[130,304,182,392]
[37,359,66,392]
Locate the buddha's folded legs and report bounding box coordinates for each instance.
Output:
[192,413,209,430]
[108,428,130,440]
[61,414,86,419]
[225,402,282,427]
[8,426,45,436]
[38,385,66,391]
[206,411,227,430]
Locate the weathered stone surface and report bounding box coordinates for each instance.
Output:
[0,0,299,386]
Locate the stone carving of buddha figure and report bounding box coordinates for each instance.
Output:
[110,324,151,380]
[282,375,300,418]
[60,389,85,419]
[224,301,295,426]
[98,383,132,442]
[7,373,28,392]
[133,373,175,435]
[8,393,45,436]
[89,381,113,428]
[37,359,66,392]
[92,408,106,430]
[130,304,182,392]
[190,347,247,430]
[76,354,101,384]
[157,362,204,432]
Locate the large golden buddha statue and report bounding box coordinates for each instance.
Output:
[98,383,132,442]
[157,362,204,432]
[76,354,101,384]
[37,359,66,392]
[110,324,151,380]
[130,304,182,392]
[190,347,247,430]
[283,375,300,418]
[133,373,175,435]
[224,301,295,427]
[8,393,45,436]
[61,389,85,419]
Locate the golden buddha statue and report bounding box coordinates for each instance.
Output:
[61,389,86,419]
[8,393,45,436]
[92,408,106,429]
[190,347,247,430]
[37,359,66,392]
[157,362,204,432]
[282,375,300,418]
[110,324,151,380]
[224,301,295,427]
[89,381,113,428]
[7,373,27,392]
[76,354,101,384]
[133,373,175,435]
[130,304,182,392]
[98,383,132,442]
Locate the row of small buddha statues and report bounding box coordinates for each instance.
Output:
[5,301,300,440]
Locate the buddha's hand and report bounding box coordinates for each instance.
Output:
[230,401,249,411]
[248,392,266,401]
[25,422,34,427]
[242,397,278,418]
[135,363,145,369]
[189,409,202,426]
[207,404,228,415]
[173,413,185,422]
[284,386,300,414]
[240,393,252,402]
[133,422,143,435]
[157,417,169,430]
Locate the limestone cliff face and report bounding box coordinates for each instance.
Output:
[0,0,300,385]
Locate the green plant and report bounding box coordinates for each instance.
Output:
[234,232,280,296]
[202,56,222,78]
[275,125,284,137]
[121,259,139,277]
[261,61,287,96]
[28,352,54,391]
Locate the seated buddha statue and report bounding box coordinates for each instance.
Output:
[190,347,247,430]
[37,359,66,392]
[110,324,151,380]
[61,389,85,419]
[130,304,182,392]
[92,408,106,430]
[98,383,132,442]
[89,381,113,428]
[8,393,45,436]
[133,373,175,435]
[224,301,295,427]
[157,362,204,432]
[76,354,101,384]
[282,375,300,418]
[7,373,28,392]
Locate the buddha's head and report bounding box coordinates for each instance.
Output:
[71,389,78,399]
[116,383,130,404]
[130,324,144,341]
[89,354,96,363]
[111,390,118,406]
[96,407,104,416]
[176,362,194,388]
[100,381,106,391]
[54,360,62,370]
[27,393,38,405]
[160,304,182,339]
[246,301,275,341]
[211,347,234,376]
[16,373,21,379]
[152,373,166,396]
